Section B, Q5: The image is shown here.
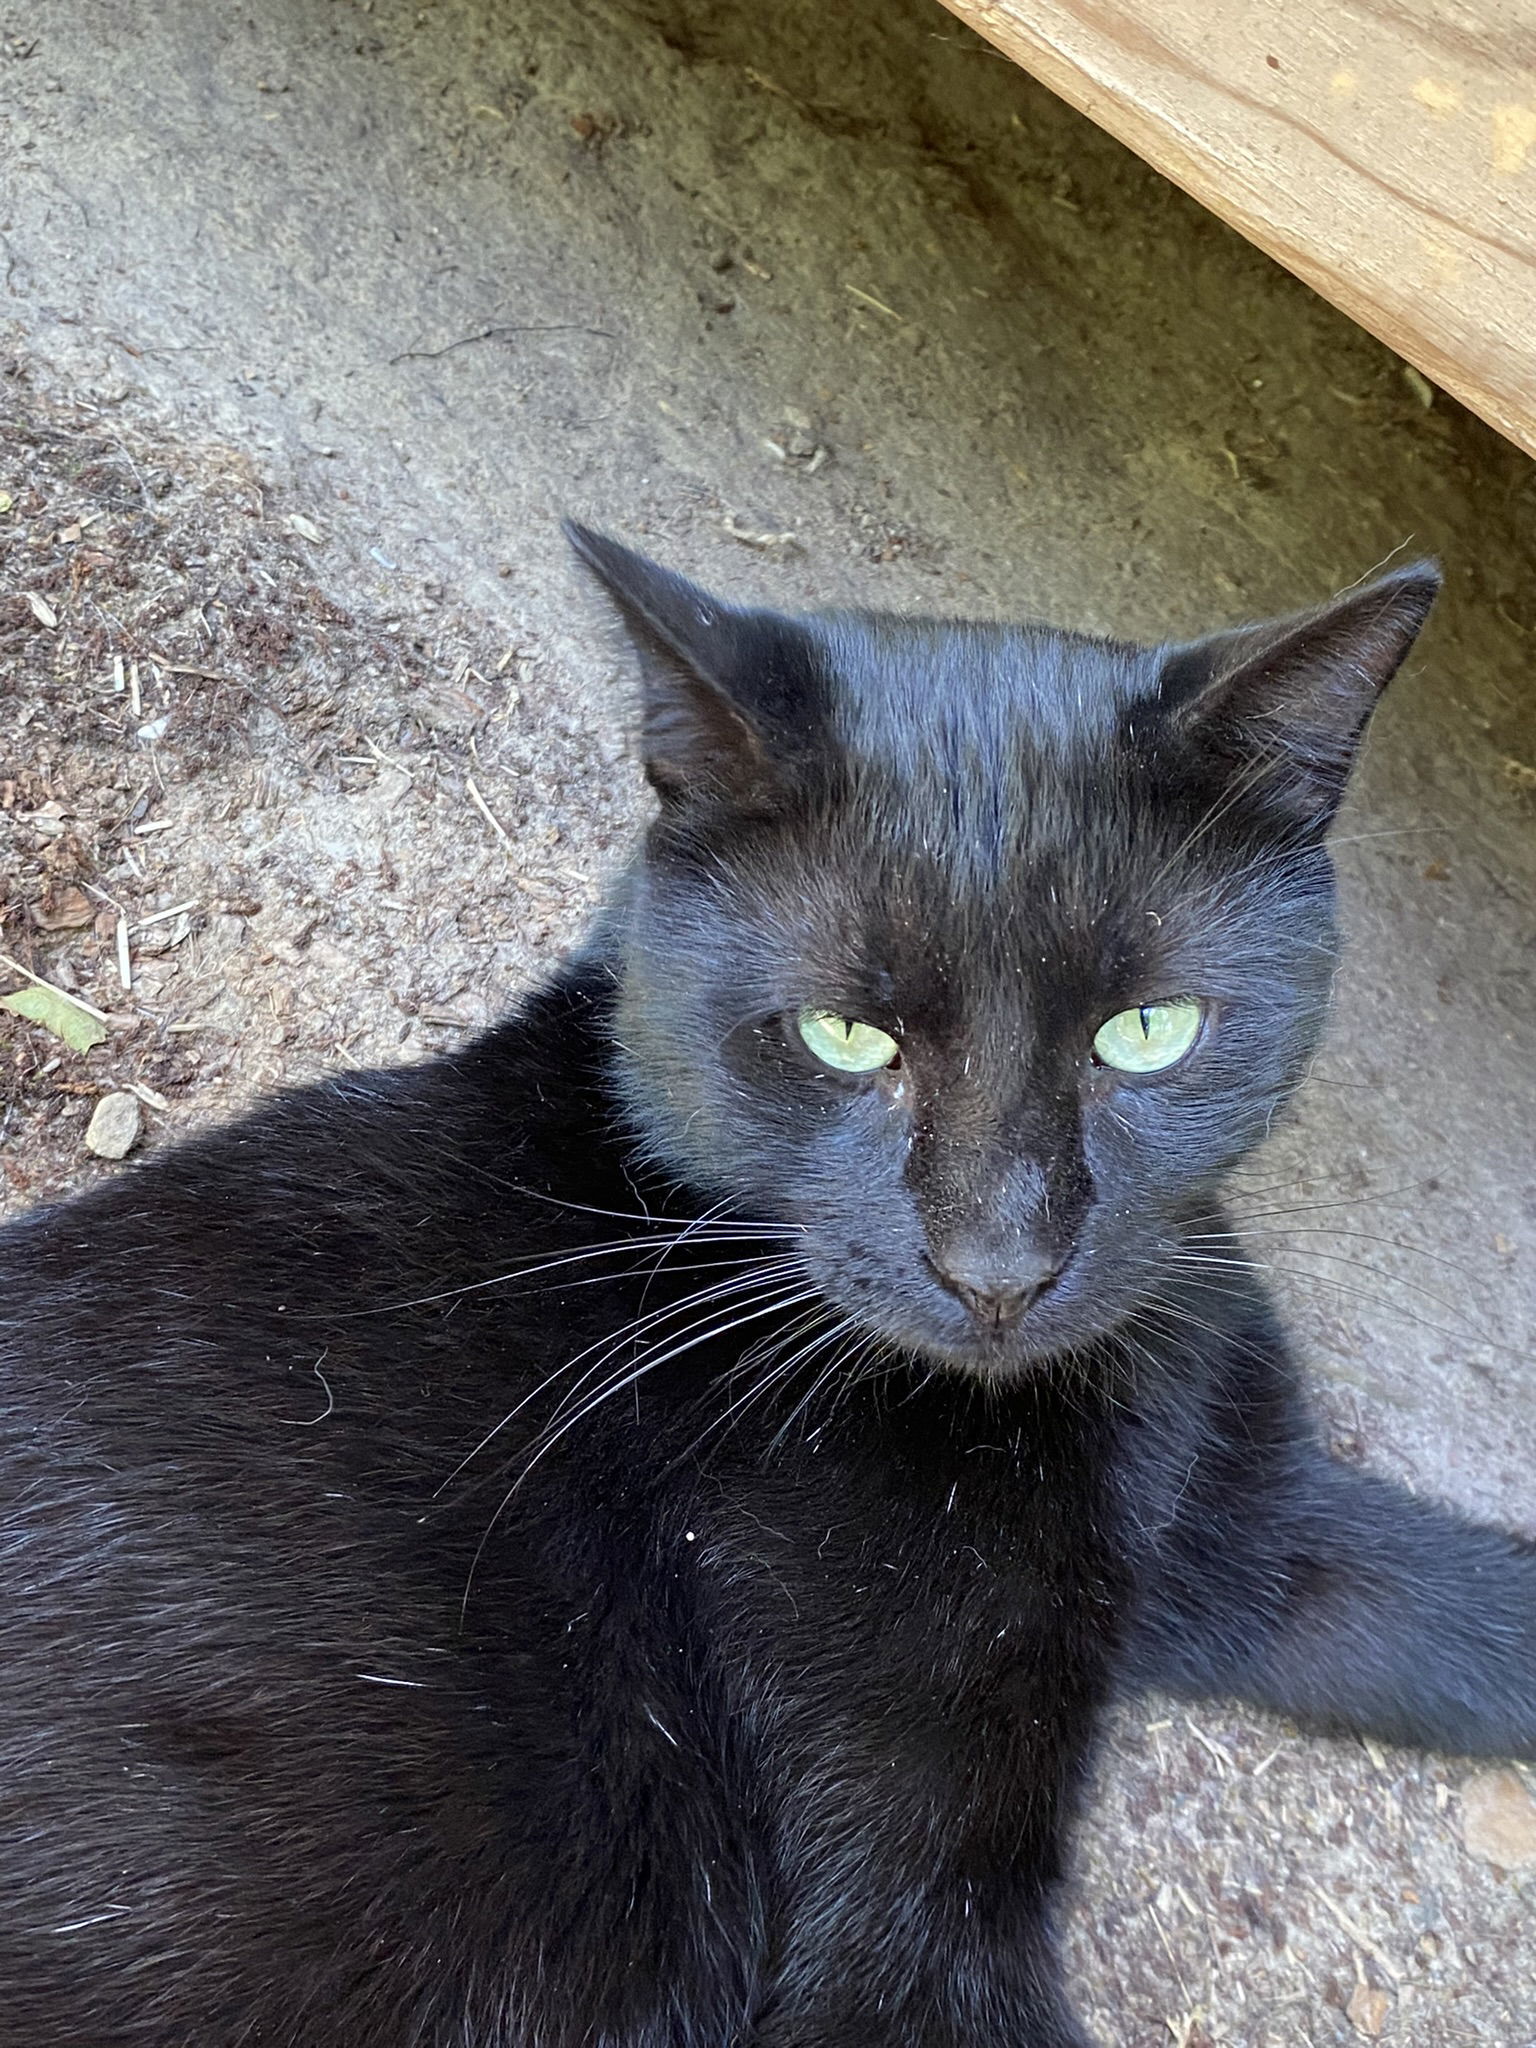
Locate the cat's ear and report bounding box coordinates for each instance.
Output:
[565,522,819,809]
[1157,561,1441,827]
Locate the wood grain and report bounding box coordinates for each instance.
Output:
[935,0,1536,459]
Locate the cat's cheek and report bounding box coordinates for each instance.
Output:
[1082,1065,1250,1193]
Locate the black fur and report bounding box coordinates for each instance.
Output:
[0,532,1528,2047]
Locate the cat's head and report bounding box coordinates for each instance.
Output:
[570,524,1438,1376]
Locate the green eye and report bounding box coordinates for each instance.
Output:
[797,1008,900,1074]
[1092,1000,1203,1075]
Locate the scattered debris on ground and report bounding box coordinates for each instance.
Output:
[0,367,634,1210]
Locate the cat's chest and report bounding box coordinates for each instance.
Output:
[687,1417,1125,1731]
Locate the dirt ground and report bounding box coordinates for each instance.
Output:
[2,1,1535,2041]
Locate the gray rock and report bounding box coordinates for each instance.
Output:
[84,1092,143,1161]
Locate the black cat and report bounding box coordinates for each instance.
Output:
[0,527,1530,2047]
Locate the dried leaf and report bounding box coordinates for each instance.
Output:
[1,983,109,1052]
[0,491,12,513]
[286,512,323,543]
[1347,1980,1391,2037]
[29,884,95,932]
[25,591,58,629]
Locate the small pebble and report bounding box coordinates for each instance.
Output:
[84,1092,142,1161]
[1460,1767,1536,1869]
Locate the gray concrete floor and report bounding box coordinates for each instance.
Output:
[2,0,1535,2040]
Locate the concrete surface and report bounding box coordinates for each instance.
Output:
[1,0,1534,2040]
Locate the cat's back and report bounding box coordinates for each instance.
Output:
[8,1034,500,1317]
[0,985,640,2045]
[0,1010,547,1643]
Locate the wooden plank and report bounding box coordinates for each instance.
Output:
[935,0,1536,460]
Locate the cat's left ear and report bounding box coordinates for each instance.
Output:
[1157,561,1441,828]
[565,522,822,811]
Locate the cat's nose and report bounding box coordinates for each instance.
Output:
[929,1246,1062,1327]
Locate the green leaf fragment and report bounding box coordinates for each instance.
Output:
[1,984,109,1052]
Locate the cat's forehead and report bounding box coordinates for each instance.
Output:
[716,614,1293,1017]
[812,613,1162,778]
[750,781,1294,1050]
[800,613,1169,895]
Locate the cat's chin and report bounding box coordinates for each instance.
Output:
[905,1325,1090,1382]
[807,1272,1104,1381]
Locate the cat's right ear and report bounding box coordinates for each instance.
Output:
[565,522,818,810]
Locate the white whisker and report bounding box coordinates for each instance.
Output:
[458,1281,826,1617]
[436,1255,809,1496]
